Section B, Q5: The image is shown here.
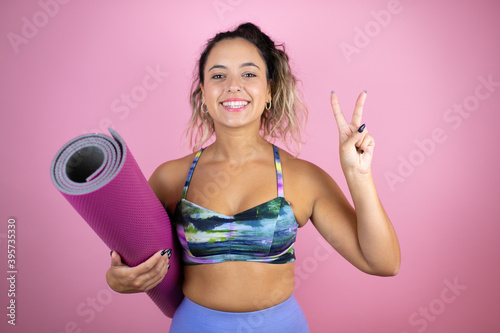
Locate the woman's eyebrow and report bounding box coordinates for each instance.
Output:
[208,62,261,71]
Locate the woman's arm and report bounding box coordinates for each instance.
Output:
[308,91,400,276]
[309,164,400,276]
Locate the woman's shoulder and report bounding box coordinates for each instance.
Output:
[277,146,340,223]
[148,151,199,210]
[277,147,332,181]
[151,151,198,179]
[277,146,341,199]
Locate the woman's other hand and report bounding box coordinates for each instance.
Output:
[106,249,171,293]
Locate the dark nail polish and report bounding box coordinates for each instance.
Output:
[363,90,367,93]
[331,90,335,94]
[355,146,359,151]
[161,248,171,257]
[361,150,364,154]
[167,264,171,269]
[110,250,113,256]
[358,124,366,133]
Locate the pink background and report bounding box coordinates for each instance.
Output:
[1,0,499,332]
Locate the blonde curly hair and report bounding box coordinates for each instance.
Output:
[186,22,308,154]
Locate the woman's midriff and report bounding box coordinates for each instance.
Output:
[182,261,295,312]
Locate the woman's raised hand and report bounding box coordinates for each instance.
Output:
[330,91,375,175]
[106,249,171,294]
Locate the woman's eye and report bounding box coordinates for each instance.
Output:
[212,74,224,79]
[244,73,256,77]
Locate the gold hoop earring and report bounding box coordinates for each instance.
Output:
[265,100,272,111]
[201,102,209,114]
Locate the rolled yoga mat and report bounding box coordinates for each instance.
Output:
[50,128,183,318]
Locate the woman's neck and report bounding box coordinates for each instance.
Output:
[207,128,271,163]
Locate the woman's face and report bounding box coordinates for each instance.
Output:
[201,37,271,131]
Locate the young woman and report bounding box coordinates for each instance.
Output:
[106,22,400,332]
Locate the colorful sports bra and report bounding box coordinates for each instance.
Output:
[173,145,298,265]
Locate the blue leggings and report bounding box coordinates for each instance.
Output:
[169,293,309,333]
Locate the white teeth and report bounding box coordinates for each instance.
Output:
[222,101,249,108]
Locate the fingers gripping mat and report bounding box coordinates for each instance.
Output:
[50,128,183,318]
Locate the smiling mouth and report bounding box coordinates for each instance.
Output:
[221,101,250,108]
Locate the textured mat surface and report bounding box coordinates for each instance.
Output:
[51,128,183,318]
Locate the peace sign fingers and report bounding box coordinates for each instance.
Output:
[329,90,373,174]
[351,90,367,128]
[330,91,349,131]
[330,91,367,131]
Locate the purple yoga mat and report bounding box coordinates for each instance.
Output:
[50,128,183,318]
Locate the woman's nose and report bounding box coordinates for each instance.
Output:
[226,75,242,92]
